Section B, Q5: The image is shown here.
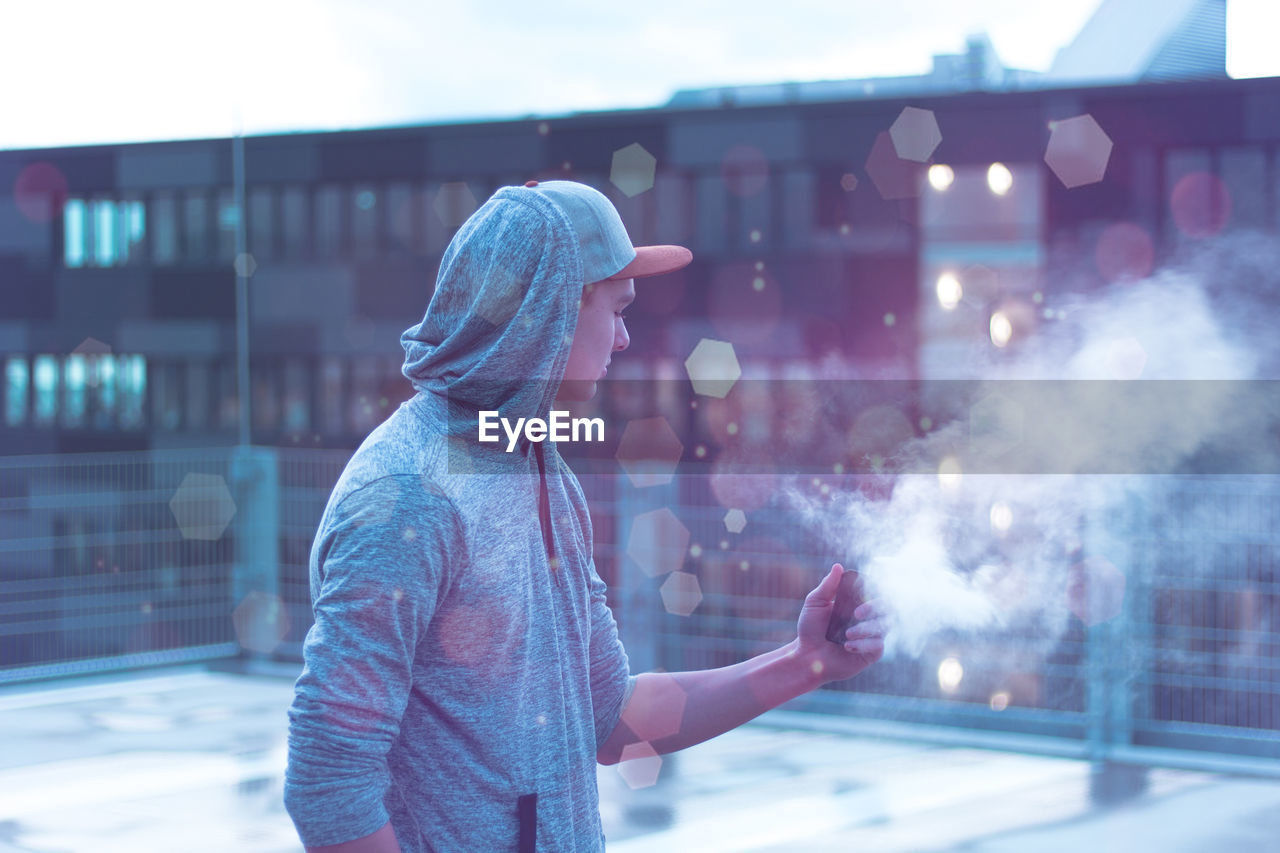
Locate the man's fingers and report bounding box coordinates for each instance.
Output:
[844,638,885,660]
[844,617,886,640]
[804,563,843,607]
[853,599,885,622]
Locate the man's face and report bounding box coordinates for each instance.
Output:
[556,277,634,402]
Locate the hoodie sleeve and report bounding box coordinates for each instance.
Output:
[586,558,636,750]
[283,475,463,849]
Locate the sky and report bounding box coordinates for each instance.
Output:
[1,0,1275,150]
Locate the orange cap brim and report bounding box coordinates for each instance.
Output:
[606,245,693,280]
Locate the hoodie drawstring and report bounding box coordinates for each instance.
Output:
[532,441,562,586]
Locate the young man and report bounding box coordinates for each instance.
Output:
[283,180,886,852]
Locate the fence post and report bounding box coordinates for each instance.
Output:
[1085,480,1149,804]
[229,445,281,660]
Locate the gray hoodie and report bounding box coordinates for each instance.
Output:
[284,184,636,851]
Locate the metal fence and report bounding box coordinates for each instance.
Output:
[1,448,1277,777]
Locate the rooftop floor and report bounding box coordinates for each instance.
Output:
[1,664,1277,852]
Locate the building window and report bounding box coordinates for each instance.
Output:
[281,185,309,258]
[5,356,29,426]
[63,354,87,428]
[386,182,416,253]
[92,355,118,427]
[32,355,58,425]
[92,199,116,266]
[319,355,345,434]
[183,190,210,261]
[186,360,210,429]
[314,185,342,258]
[217,187,238,263]
[352,184,379,257]
[282,357,311,432]
[118,355,146,429]
[249,187,275,260]
[63,199,87,268]
[151,361,183,430]
[151,193,178,265]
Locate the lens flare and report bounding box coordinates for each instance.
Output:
[936,272,962,310]
[937,456,963,490]
[987,162,1014,196]
[927,164,955,191]
[989,311,1013,347]
[937,657,964,693]
[989,501,1013,533]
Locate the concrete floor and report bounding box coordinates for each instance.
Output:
[1,664,1278,852]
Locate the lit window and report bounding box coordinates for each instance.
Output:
[118,355,146,429]
[117,199,145,264]
[92,199,117,266]
[33,355,58,424]
[63,354,86,427]
[5,356,28,426]
[63,199,87,268]
[218,187,238,262]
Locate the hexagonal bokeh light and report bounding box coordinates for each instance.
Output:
[627,508,691,577]
[889,106,942,163]
[232,590,291,654]
[865,130,925,200]
[616,417,684,488]
[1095,222,1155,282]
[620,676,687,742]
[169,473,237,541]
[617,741,663,789]
[684,338,741,399]
[72,337,112,356]
[660,571,703,617]
[610,143,657,197]
[723,508,747,534]
[433,181,479,228]
[1044,114,1113,189]
[13,161,68,223]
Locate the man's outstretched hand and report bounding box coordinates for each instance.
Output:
[794,563,887,685]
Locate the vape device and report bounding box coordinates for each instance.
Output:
[825,567,864,645]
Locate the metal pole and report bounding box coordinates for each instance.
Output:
[232,105,251,447]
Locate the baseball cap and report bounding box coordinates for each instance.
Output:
[519,180,692,284]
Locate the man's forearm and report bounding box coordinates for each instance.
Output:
[598,639,818,763]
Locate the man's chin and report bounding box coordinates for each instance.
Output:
[555,379,598,403]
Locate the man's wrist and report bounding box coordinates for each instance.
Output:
[777,639,828,694]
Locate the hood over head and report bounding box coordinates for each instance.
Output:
[401,184,622,435]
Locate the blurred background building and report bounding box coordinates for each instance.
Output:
[0,0,1276,802]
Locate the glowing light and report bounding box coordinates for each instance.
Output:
[723,508,747,533]
[883,313,896,327]
[990,691,1010,711]
[987,162,1013,196]
[937,456,962,490]
[937,657,964,693]
[989,311,1013,347]
[927,164,955,191]
[990,501,1013,533]
[749,229,762,243]
[752,276,766,291]
[840,173,859,192]
[689,543,703,558]
[610,142,657,197]
[936,272,962,310]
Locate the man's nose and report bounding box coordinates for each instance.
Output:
[614,321,630,351]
